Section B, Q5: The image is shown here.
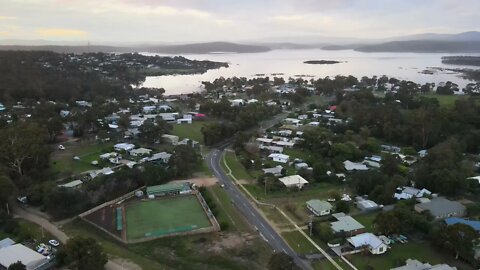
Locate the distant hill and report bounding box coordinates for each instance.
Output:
[0,42,271,54]
[355,40,480,53]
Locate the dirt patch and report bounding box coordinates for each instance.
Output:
[171,177,218,187]
[208,232,256,253]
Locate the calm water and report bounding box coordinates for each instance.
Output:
[140,49,480,95]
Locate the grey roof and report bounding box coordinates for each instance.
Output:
[391,259,457,270]
[306,200,333,212]
[331,215,365,233]
[0,238,15,249]
[0,244,48,270]
[415,197,465,217]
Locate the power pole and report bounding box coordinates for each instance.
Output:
[309,215,313,237]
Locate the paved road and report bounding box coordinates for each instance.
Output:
[12,204,133,270]
[207,146,312,270]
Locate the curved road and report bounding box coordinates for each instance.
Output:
[207,145,312,270]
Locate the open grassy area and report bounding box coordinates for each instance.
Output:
[354,212,379,233]
[172,121,211,142]
[66,215,270,270]
[50,141,113,177]
[207,186,250,232]
[347,241,474,270]
[125,196,211,240]
[422,93,472,107]
[223,151,254,181]
[281,230,317,254]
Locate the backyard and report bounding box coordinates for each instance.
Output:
[172,120,212,143]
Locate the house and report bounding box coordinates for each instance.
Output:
[308,121,320,127]
[467,176,480,184]
[59,110,70,118]
[129,148,152,157]
[158,113,178,122]
[414,197,466,219]
[355,197,380,211]
[347,233,388,255]
[277,130,293,137]
[161,134,179,145]
[330,213,365,236]
[364,155,382,168]
[391,258,457,270]
[58,179,83,188]
[418,150,428,158]
[147,152,172,164]
[295,162,309,170]
[230,99,245,106]
[260,145,284,153]
[177,114,193,124]
[381,144,401,154]
[142,105,157,114]
[256,138,273,145]
[344,160,369,171]
[268,153,290,164]
[278,175,309,189]
[444,217,480,232]
[262,165,284,177]
[273,140,295,148]
[394,186,432,200]
[100,152,118,160]
[306,200,333,216]
[0,103,5,111]
[0,238,15,249]
[0,244,49,270]
[114,143,135,152]
[284,118,301,126]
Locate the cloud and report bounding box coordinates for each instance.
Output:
[215,19,233,27]
[36,28,88,37]
[270,15,304,22]
[0,16,16,20]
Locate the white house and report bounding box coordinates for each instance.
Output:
[268,153,290,163]
[147,152,172,163]
[0,244,49,270]
[114,143,135,152]
[230,99,245,106]
[347,233,388,255]
[306,200,333,216]
[393,186,432,200]
[344,160,369,171]
[262,165,284,177]
[284,118,301,126]
[129,148,152,157]
[278,175,309,189]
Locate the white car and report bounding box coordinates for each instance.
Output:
[48,239,60,247]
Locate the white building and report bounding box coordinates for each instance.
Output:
[344,160,369,171]
[347,233,388,255]
[278,175,309,189]
[129,148,152,157]
[0,244,49,270]
[268,153,290,163]
[114,143,135,152]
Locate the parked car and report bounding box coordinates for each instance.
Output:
[48,239,60,247]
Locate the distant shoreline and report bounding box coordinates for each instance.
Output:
[304,60,342,65]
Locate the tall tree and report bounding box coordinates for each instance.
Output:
[59,236,108,270]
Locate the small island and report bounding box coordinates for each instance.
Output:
[304,60,343,65]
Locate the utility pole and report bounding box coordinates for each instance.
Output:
[5,203,9,215]
[309,215,313,237]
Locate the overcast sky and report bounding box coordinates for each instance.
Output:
[0,0,479,43]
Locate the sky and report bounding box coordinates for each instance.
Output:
[0,0,479,43]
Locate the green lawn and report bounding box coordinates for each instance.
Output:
[50,141,113,177]
[281,230,317,254]
[354,212,379,233]
[65,217,271,270]
[172,121,211,142]
[0,219,55,244]
[347,242,474,270]
[422,93,471,107]
[125,196,211,240]
[223,151,254,181]
[207,186,250,232]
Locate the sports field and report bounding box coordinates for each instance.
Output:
[125,195,212,240]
